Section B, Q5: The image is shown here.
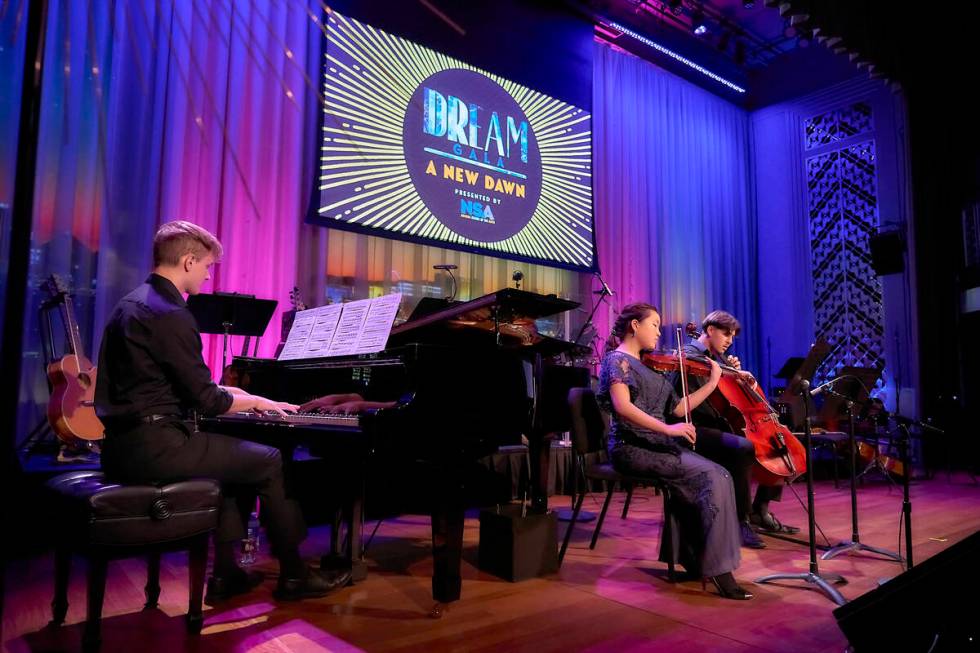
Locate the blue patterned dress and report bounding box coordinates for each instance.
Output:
[596,350,741,577]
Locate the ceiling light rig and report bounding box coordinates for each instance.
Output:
[604,20,747,93]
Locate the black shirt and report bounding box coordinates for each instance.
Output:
[95,274,233,429]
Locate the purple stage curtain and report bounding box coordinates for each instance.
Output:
[10,1,325,437]
[593,42,761,372]
[7,2,587,439]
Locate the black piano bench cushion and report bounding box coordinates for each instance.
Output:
[46,471,221,547]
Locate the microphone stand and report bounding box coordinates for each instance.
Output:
[896,423,914,568]
[821,388,903,563]
[886,414,941,569]
[559,278,612,525]
[756,379,848,606]
[573,275,612,351]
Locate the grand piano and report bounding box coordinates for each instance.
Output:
[200,288,590,606]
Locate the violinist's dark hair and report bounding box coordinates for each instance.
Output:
[702,310,741,336]
[605,303,659,352]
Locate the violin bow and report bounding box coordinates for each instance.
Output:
[675,327,694,451]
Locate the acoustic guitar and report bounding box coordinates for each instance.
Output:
[42,274,105,445]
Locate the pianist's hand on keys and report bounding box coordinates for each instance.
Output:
[300,394,398,415]
[251,397,300,417]
[299,393,365,413]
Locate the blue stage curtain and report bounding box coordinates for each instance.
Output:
[593,42,761,374]
[0,1,29,365]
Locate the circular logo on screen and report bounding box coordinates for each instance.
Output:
[403,69,542,242]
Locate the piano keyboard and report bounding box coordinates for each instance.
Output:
[221,411,361,429]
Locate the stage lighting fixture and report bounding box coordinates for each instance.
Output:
[692,9,708,35]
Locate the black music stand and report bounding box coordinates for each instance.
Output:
[815,366,881,428]
[776,339,831,430]
[774,356,806,382]
[820,368,903,564]
[756,382,848,606]
[187,293,278,370]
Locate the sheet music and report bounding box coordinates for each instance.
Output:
[326,298,371,356]
[353,292,402,354]
[302,304,344,358]
[277,294,401,360]
[277,308,319,360]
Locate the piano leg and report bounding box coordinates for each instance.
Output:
[527,433,554,513]
[322,477,368,583]
[347,483,367,582]
[430,487,464,607]
[329,509,342,558]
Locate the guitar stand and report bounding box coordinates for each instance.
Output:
[18,417,56,457]
[854,434,901,489]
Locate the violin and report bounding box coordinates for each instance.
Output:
[641,324,807,486]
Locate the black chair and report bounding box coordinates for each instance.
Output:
[558,388,674,580]
[45,471,222,652]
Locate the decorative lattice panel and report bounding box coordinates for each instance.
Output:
[805,102,874,150]
[807,138,886,393]
[805,111,837,150]
[837,102,873,139]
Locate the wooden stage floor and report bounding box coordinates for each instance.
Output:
[4,473,979,653]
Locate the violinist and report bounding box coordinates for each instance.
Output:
[675,311,800,540]
[598,303,752,599]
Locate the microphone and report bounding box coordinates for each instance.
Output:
[433,264,458,301]
[808,377,841,396]
[594,272,614,296]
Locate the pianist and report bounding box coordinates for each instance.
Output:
[95,220,351,602]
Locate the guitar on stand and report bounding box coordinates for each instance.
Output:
[41,274,104,450]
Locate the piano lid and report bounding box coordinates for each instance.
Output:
[390,288,579,344]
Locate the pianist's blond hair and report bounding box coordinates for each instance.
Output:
[153,220,223,267]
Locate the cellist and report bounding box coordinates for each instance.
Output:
[673,311,801,546]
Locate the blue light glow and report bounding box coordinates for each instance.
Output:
[606,21,747,94]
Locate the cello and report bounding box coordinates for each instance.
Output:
[642,326,806,486]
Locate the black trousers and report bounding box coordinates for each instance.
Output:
[101,419,306,553]
[693,427,783,521]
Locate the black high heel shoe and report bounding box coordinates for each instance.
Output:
[702,572,754,600]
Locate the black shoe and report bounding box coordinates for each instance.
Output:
[751,511,801,534]
[274,566,351,601]
[205,569,266,603]
[703,572,754,600]
[740,522,766,549]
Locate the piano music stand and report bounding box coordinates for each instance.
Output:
[816,366,881,428]
[187,293,278,370]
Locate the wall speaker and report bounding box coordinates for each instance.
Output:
[869,229,906,275]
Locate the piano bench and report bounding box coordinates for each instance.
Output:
[45,471,221,653]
